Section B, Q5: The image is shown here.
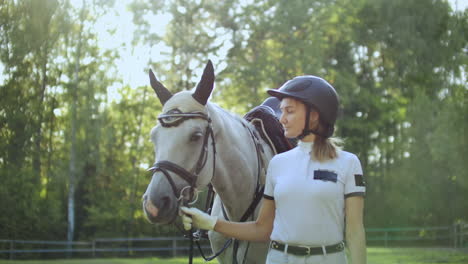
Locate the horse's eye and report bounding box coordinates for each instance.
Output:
[190,132,203,142]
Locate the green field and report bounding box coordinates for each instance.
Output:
[1,248,467,264]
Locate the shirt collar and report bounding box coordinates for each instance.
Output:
[297,140,313,153]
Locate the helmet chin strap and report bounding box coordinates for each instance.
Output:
[296,107,312,140]
[296,106,330,140]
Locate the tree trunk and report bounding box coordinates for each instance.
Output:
[127,89,147,240]
[33,43,49,184]
[67,0,86,254]
[45,98,56,201]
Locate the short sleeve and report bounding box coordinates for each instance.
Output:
[263,160,275,200]
[344,155,366,198]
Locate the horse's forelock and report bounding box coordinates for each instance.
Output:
[162,91,206,113]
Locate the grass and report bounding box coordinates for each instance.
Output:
[0,258,206,264]
[0,248,467,264]
[367,247,468,264]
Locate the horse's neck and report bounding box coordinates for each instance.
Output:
[207,104,265,221]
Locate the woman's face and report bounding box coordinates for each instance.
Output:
[279,98,307,138]
[279,97,319,139]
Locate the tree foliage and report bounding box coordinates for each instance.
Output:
[0,0,466,242]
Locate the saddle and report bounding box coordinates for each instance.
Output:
[244,97,297,154]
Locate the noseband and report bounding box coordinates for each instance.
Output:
[147,111,216,204]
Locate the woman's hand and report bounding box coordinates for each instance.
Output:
[181,198,275,242]
[180,207,218,231]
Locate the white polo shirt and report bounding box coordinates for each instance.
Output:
[264,141,365,246]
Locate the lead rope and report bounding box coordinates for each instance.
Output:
[196,237,233,261]
[188,210,194,264]
[176,186,196,264]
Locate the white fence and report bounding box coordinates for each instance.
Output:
[365,222,468,248]
[0,237,211,260]
[366,226,451,247]
[454,221,468,248]
[1,223,467,260]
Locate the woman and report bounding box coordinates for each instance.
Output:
[181,76,366,264]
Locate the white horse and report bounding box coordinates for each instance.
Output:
[142,61,276,264]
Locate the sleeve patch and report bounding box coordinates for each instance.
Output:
[314,170,338,183]
[354,174,366,187]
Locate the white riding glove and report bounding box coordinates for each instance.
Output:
[180,207,217,231]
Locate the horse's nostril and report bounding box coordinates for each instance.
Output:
[144,198,159,218]
[160,196,171,210]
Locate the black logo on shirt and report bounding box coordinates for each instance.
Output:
[354,174,366,187]
[313,170,338,183]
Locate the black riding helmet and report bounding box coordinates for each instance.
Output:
[267,75,339,139]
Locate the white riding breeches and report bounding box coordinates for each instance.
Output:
[265,247,347,264]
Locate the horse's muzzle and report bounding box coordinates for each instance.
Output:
[142,194,177,224]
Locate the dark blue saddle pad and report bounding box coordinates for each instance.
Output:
[261,97,282,119]
[244,97,297,154]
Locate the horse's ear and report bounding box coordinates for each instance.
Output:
[149,69,173,105]
[192,60,215,106]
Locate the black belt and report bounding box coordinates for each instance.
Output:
[270,240,345,256]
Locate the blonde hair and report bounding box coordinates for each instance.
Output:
[312,136,343,162]
[310,110,343,162]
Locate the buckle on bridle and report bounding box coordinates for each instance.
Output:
[178,185,199,205]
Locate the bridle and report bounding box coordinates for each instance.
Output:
[147,110,216,205]
[146,109,222,264]
[146,109,265,264]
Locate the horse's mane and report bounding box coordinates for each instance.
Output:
[207,102,248,128]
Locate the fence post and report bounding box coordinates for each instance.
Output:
[92,240,96,258]
[9,240,14,260]
[453,223,459,248]
[461,222,466,248]
[172,238,177,257]
[384,231,388,247]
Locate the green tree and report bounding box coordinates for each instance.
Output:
[353,0,467,227]
[0,0,71,240]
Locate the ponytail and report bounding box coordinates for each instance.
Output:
[312,136,342,162]
[311,120,342,162]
